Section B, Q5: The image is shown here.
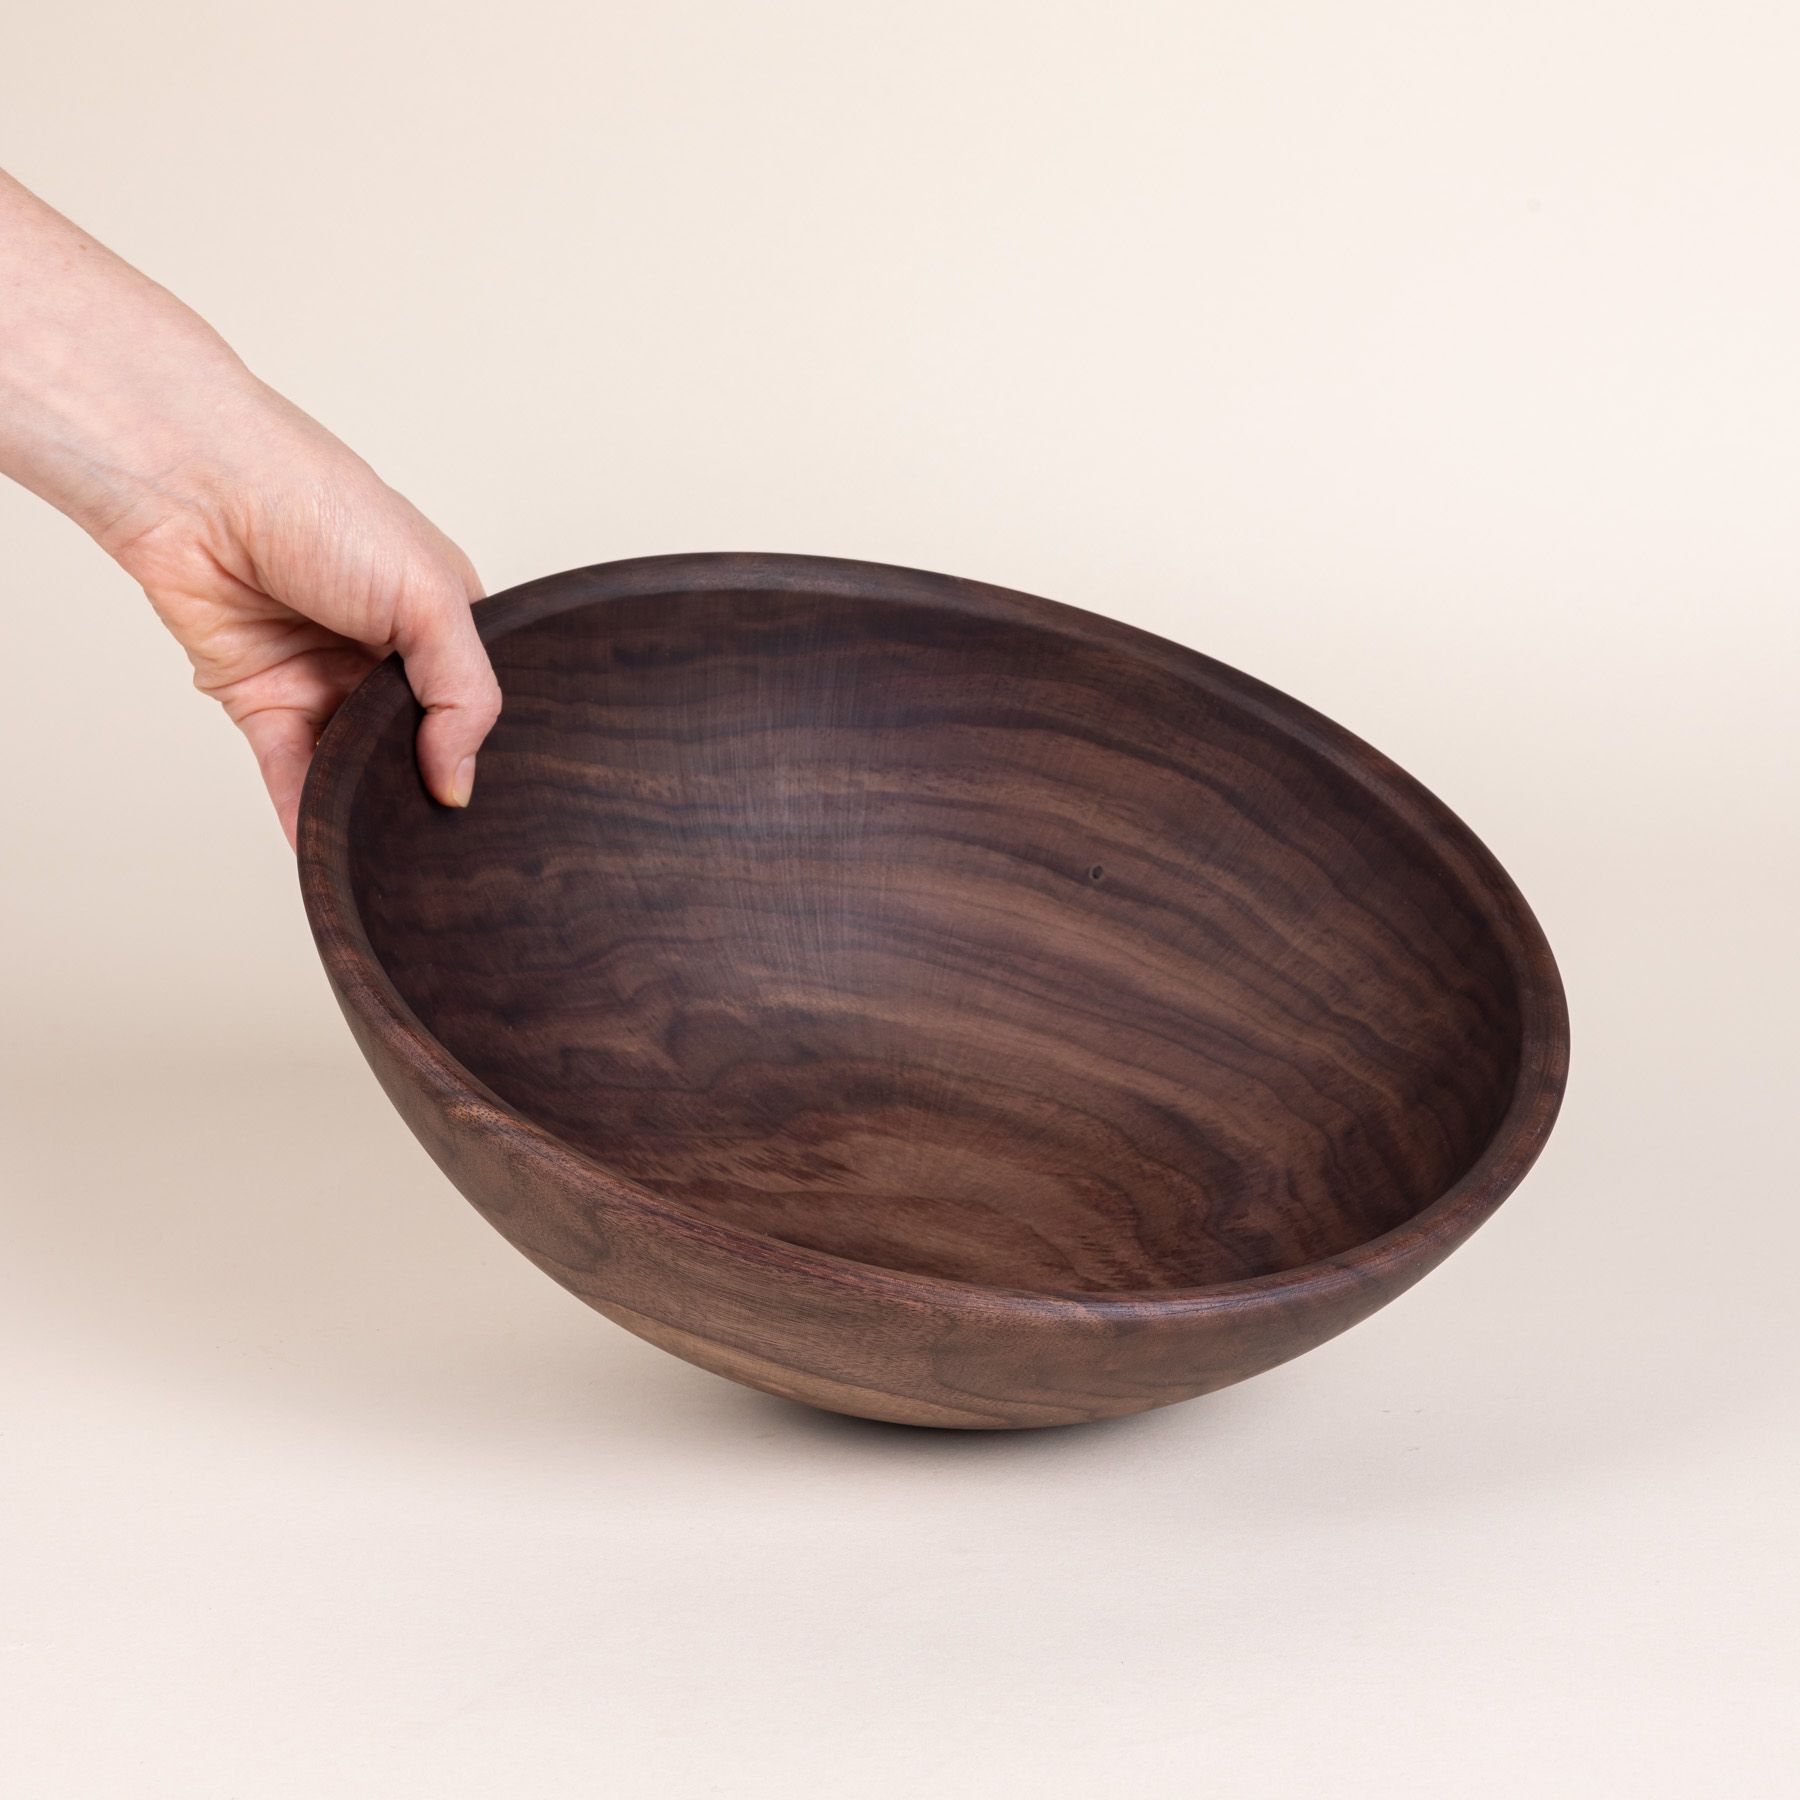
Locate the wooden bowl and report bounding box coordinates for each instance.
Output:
[299,554,1567,1429]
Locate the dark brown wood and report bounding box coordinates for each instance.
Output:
[298,553,1567,1428]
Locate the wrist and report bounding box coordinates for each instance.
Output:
[0,312,260,549]
[0,172,273,553]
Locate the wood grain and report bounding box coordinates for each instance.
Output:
[299,553,1567,1427]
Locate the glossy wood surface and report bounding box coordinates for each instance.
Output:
[300,554,1566,1427]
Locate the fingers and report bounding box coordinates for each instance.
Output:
[237,705,328,850]
[211,635,379,848]
[391,578,501,810]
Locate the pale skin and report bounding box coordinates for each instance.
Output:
[0,170,501,846]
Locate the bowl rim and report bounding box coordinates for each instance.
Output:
[298,551,1569,1317]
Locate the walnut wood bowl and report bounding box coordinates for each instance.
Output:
[299,553,1566,1429]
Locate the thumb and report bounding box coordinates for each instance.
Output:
[392,580,502,808]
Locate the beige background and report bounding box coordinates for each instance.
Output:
[3,4,1797,1795]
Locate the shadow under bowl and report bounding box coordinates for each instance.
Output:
[299,553,1567,1428]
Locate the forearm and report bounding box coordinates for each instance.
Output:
[1,167,496,842]
[0,171,270,549]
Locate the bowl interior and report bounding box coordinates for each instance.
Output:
[342,584,1523,1295]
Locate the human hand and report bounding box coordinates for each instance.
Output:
[0,171,500,846]
[102,393,500,847]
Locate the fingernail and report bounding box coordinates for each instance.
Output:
[451,756,476,808]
